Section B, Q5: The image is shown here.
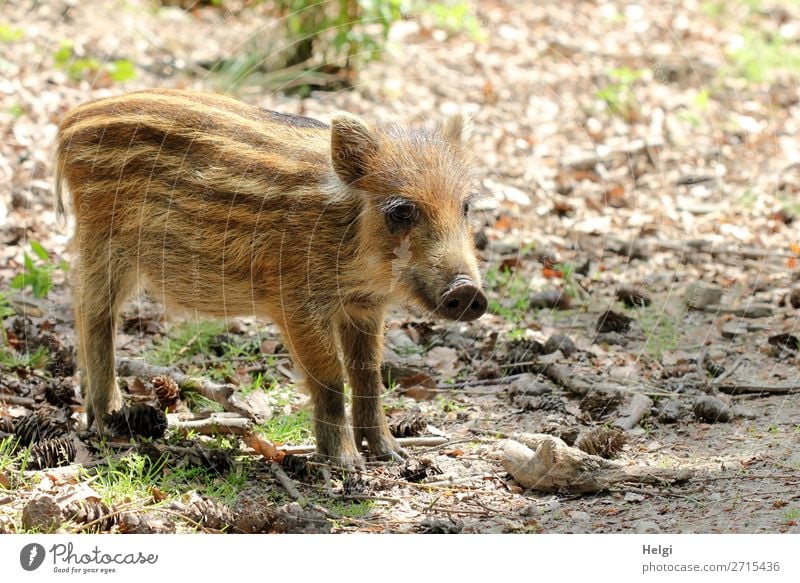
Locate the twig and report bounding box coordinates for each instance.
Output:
[614,393,653,431]
[23,452,129,481]
[270,462,305,501]
[436,374,526,389]
[500,362,592,396]
[0,395,35,407]
[715,382,800,395]
[171,414,252,435]
[116,358,255,418]
[277,436,448,456]
[711,356,743,385]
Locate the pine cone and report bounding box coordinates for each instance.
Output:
[27,437,76,469]
[152,375,180,411]
[575,427,627,459]
[388,408,427,438]
[45,381,76,407]
[104,404,168,439]
[64,499,117,531]
[502,338,545,373]
[13,411,64,446]
[169,492,234,531]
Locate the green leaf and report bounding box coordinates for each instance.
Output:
[10,273,25,290]
[0,24,24,43]
[53,42,73,67]
[30,240,49,261]
[108,59,136,83]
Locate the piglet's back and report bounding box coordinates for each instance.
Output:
[55,88,333,224]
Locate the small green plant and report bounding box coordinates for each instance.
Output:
[0,292,15,321]
[596,67,644,120]
[328,499,374,519]
[0,24,23,43]
[8,104,23,118]
[726,29,800,83]
[256,409,312,444]
[784,508,800,521]
[553,262,579,299]
[677,88,712,127]
[10,241,67,299]
[146,320,227,366]
[636,306,682,361]
[0,435,26,476]
[484,265,529,323]
[0,345,50,371]
[91,450,247,511]
[54,41,136,83]
[437,395,465,413]
[417,1,485,40]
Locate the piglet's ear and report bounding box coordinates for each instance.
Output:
[441,112,473,146]
[331,113,378,185]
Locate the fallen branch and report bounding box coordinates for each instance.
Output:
[170,413,252,436]
[715,382,800,395]
[501,435,691,494]
[0,394,35,407]
[278,436,449,456]
[270,462,305,501]
[614,393,653,430]
[437,373,527,390]
[501,360,592,397]
[116,358,254,418]
[22,453,129,482]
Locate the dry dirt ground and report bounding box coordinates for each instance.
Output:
[1,0,799,533]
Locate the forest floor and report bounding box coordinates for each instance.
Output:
[1,0,799,533]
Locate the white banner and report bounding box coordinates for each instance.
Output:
[1,534,797,582]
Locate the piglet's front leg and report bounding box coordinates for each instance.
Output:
[339,312,406,462]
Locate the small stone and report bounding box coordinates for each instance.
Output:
[543,333,577,357]
[693,395,732,423]
[685,283,723,310]
[634,519,661,533]
[508,374,551,396]
[655,398,682,423]
[734,303,773,318]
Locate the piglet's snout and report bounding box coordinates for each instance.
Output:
[438,276,488,322]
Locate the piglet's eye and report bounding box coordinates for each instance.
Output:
[385,199,419,231]
[462,201,471,217]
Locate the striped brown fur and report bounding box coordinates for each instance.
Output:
[56,88,485,467]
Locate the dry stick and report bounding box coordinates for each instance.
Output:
[0,395,35,407]
[436,374,527,390]
[270,462,305,501]
[269,462,341,521]
[23,452,129,481]
[171,414,252,436]
[710,356,743,385]
[502,435,692,494]
[499,362,592,397]
[715,382,800,395]
[277,436,449,456]
[116,358,254,418]
[614,393,654,431]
